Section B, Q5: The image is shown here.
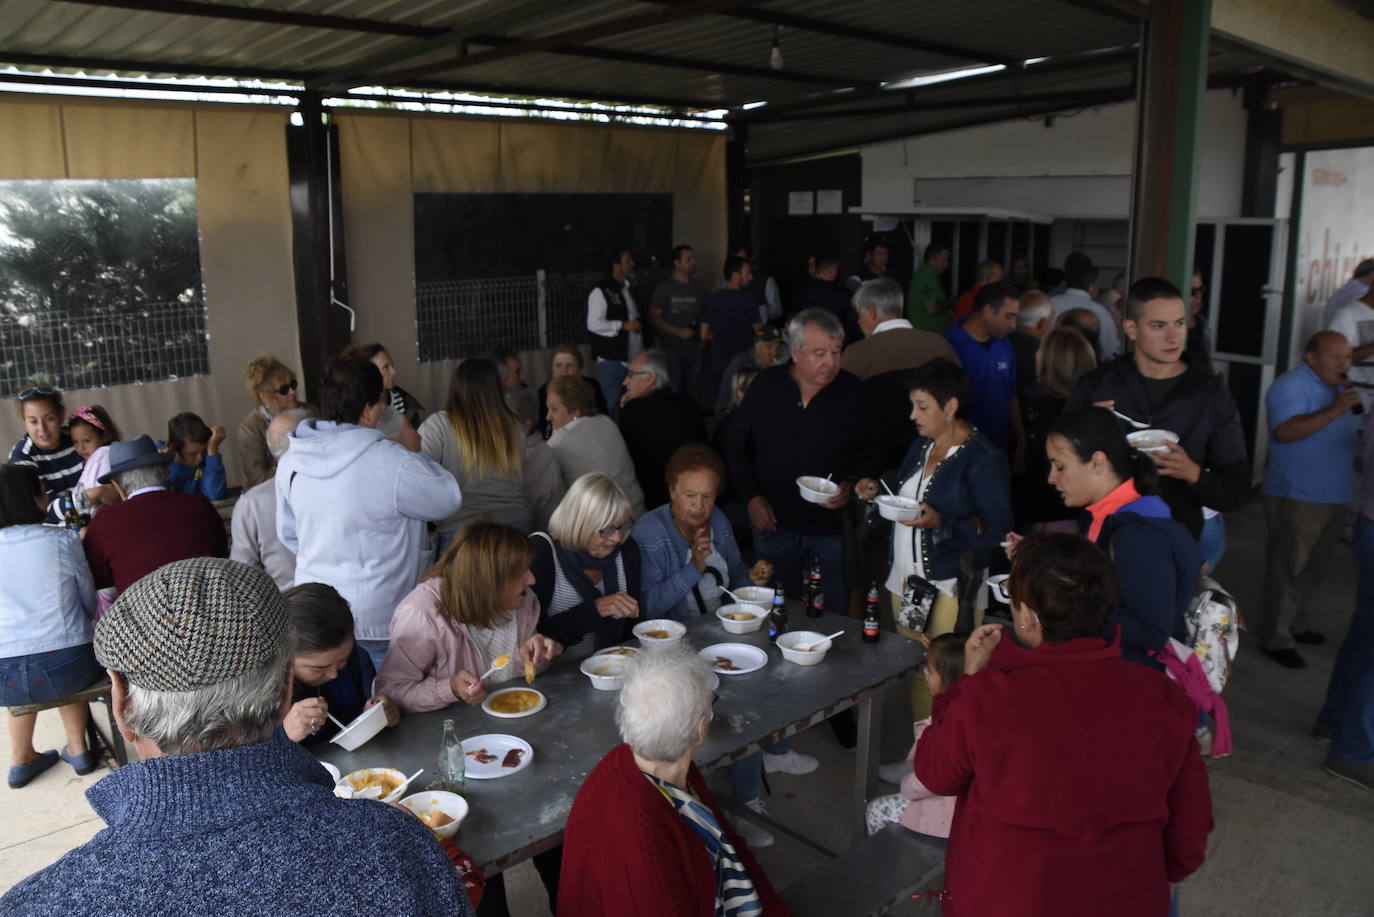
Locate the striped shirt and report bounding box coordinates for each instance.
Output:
[9,431,85,497]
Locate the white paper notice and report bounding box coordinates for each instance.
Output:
[816,190,842,214]
[787,191,814,215]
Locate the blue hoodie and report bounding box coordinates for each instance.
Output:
[1099,494,1201,671]
[276,420,462,641]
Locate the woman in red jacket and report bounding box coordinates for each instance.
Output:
[915,532,1212,917]
[559,647,789,916]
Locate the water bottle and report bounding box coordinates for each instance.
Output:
[437,718,465,794]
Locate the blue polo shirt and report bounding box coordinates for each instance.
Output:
[943,322,1017,450]
[1262,362,1360,504]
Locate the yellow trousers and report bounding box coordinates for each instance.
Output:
[890,591,981,719]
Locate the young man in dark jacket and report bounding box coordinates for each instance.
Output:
[1066,277,1249,538]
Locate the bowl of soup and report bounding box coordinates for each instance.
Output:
[716,603,767,634]
[580,656,629,691]
[777,631,833,666]
[634,618,686,649]
[876,495,922,523]
[340,767,407,803]
[400,790,469,840]
[797,475,839,505]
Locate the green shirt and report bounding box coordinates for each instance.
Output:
[908,263,949,332]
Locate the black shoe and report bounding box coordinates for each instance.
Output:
[1314,724,1334,742]
[1292,630,1326,645]
[1325,756,1374,791]
[1265,648,1308,669]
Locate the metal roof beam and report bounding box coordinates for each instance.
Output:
[742,88,1136,122]
[638,0,1016,65]
[341,0,761,90]
[0,49,313,82]
[51,0,438,38]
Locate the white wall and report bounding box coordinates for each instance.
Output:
[861,89,1248,220]
[1291,147,1374,356]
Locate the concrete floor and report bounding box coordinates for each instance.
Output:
[4,501,1373,915]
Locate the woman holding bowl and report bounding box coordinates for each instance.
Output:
[856,358,1012,719]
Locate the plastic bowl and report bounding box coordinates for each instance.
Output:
[400,791,469,840]
[319,760,341,785]
[1126,429,1179,454]
[634,618,686,649]
[876,494,922,522]
[329,701,387,752]
[340,767,408,803]
[797,475,839,504]
[580,655,629,691]
[731,585,774,606]
[716,603,767,634]
[777,630,832,666]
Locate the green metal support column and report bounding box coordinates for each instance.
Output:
[1128,0,1211,288]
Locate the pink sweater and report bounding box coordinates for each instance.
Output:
[899,717,957,838]
[374,578,545,714]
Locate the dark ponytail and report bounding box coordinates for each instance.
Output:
[1050,406,1158,494]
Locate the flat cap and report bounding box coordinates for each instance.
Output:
[95,558,288,691]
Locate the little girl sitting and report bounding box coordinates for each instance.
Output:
[866,632,967,837]
[71,405,123,510]
[165,411,227,500]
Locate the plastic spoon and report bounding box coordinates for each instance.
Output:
[799,630,846,652]
[1111,409,1150,429]
[881,479,896,496]
[327,713,348,732]
[393,767,425,798]
[478,654,512,682]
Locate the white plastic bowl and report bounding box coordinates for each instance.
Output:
[340,767,408,803]
[329,701,387,752]
[777,630,832,666]
[876,494,922,522]
[400,790,469,840]
[797,475,839,504]
[732,585,774,606]
[716,603,767,634]
[1127,429,1179,454]
[634,618,687,649]
[319,760,341,785]
[580,655,629,690]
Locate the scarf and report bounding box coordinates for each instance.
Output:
[643,772,762,917]
[572,546,622,596]
[1086,477,1141,542]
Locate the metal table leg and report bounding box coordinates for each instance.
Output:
[852,690,882,843]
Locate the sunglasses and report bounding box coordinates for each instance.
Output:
[598,521,634,540]
[18,385,59,401]
[273,379,299,396]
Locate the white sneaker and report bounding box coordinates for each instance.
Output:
[727,799,774,848]
[878,760,910,785]
[763,749,820,775]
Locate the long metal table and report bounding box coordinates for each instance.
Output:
[315,608,922,874]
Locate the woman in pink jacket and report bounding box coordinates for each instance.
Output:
[375,522,562,713]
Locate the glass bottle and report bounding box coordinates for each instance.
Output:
[437,718,465,794]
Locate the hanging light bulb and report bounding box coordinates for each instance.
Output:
[770,26,784,70]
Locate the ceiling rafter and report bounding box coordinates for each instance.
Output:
[52,0,437,38]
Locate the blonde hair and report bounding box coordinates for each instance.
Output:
[244,355,294,404]
[425,522,533,631]
[1038,328,1098,399]
[549,473,632,552]
[443,359,522,478]
[549,375,597,416]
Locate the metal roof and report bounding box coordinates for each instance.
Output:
[0,0,1289,158]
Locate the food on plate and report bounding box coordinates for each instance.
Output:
[525,660,536,685]
[501,748,526,768]
[420,810,455,829]
[349,772,401,795]
[643,629,670,639]
[599,647,637,656]
[466,748,498,764]
[712,656,741,671]
[723,613,756,621]
[489,689,541,714]
[492,653,510,670]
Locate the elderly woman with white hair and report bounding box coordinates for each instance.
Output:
[531,472,642,661]
[558,647,787,916]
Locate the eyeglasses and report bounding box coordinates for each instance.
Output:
[273,379,299,396]
[625,370,652,379]
[18,385,58,401]
[597,521,634,540]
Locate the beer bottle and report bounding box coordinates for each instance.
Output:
[863,582,881,643]
[768,581,789,644]
[806,553,825,618]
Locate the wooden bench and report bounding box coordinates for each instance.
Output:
[8,677,129,770]
[781,824,947,917]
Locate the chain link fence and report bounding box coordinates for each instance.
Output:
[415,270,603,362]
[0,300,210,396]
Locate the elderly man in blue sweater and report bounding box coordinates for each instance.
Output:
[1,558,472,917]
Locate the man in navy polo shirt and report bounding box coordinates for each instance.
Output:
[1259,330,1363,668]
[943,281,1024,468]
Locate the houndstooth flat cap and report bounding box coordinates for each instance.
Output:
[95,557,288,691]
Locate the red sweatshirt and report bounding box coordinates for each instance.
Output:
[915,630,1212,917]
[559,744,790,917]
[83,489,228,592]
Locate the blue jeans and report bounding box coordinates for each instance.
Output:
[1198,513,1227,575]
[357,639,389,674]
[1317,514,1374,763]
[0,643,101,707]
[666,348,701,400]
[597,359,627,420]
[729,742,791,802]
[751,528,846,617]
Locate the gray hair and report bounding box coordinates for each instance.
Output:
[615,646,714,762]
[637,350,672,390]
[786,307,844,353]
[125,641,289,755]
[266,407,308,460]
[113,463,167,493]
[852,277,904,319]
[549,472,633,552]
[1017,292,1053,328]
